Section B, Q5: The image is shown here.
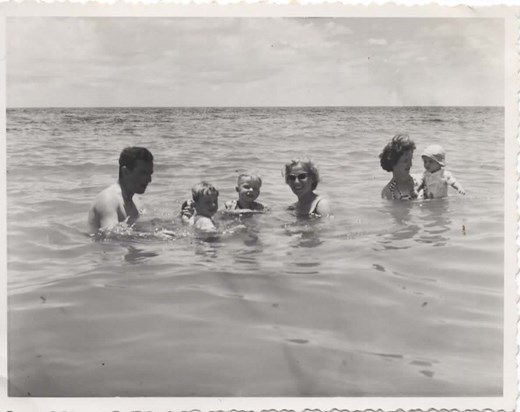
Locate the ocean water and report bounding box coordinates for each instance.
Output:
[6,106,504,396]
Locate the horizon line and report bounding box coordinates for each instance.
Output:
[6,104,504,109]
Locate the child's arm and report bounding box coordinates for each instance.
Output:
[414,173,425,197]
[194,217,217,233]
[445,171,466,195]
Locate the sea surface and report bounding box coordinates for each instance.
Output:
[6,106,504,396]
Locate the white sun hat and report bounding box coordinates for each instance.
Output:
[421,144,446,167]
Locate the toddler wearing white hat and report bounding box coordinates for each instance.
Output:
[418,144,466,199]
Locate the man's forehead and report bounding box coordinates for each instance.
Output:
[135,159,153,169]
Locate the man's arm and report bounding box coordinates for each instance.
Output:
[98,202,121,229]
[88,190,121,233]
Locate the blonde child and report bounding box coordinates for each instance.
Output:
[418,144,465,199]
[181,182,219,232]
[225,173,265,212]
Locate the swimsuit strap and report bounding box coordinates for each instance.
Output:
[224,200,238,210]
[310,195,323,215]
[389,180,399,200]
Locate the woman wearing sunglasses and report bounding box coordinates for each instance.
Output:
[284,159,331,217]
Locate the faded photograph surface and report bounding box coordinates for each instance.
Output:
[6,16,507,399]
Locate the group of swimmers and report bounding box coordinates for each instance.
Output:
[87,134,464,234]
[177,159,331,232]
[86,146,331,234]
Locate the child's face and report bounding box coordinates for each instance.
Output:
[422,156,441,173]
[195,193,218,217]
[237,178,261,204]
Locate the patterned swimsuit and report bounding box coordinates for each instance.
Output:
[389,180,417,200]
[225,200,263,211]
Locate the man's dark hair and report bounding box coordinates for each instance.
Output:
[118,147,153,179]
[379,134,416,172]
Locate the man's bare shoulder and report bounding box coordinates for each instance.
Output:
[88,183,124,233]
[91,183,122,211]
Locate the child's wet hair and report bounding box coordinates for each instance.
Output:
[237,173,262,187]
[284,159,320,190]
[192,181,219,202]
[379,134,416,172]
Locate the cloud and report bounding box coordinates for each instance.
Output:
[324,20,354,36]
[368,38,388,46]
[6,17,504,107]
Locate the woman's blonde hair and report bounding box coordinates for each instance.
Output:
[283,159,320,190]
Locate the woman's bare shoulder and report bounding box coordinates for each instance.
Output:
[381,184,392,199]
[315,197,331,216]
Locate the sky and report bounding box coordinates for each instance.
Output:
[6,17,504,107]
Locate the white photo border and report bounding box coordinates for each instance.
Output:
[0,3,517,412]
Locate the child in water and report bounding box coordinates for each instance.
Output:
[418,144,466,199]
[181,182,219,232]
[224,173,265,212]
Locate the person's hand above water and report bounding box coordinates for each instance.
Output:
[180,199,195,223]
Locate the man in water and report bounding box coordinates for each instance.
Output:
[88,146,154,234]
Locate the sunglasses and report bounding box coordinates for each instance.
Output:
[288,173,308,182]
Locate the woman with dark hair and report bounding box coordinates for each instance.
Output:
[380,134,417,200]
[284,159,331,217]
